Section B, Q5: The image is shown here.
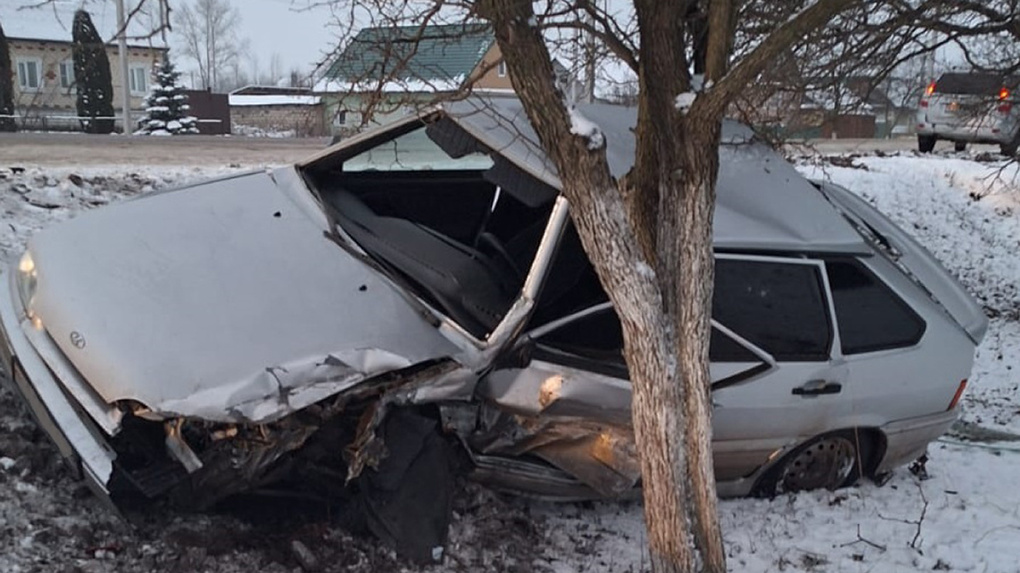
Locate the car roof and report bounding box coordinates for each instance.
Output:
[440,98,868,254]
[302,97,869,254]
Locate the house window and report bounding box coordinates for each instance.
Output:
[129,65,149,95]
[497,60,507,78]
[59,60,75,91]
[17,58,42,91]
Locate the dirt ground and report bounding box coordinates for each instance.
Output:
[0,133,330,167]
[0,132,1002,168]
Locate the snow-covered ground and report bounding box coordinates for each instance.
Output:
[0,150,1018,572]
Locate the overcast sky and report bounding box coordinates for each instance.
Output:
[214,0,337,77]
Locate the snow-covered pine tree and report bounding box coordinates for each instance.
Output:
[0,20,17,132]
[137,55,199,135]
[72,10,115,134]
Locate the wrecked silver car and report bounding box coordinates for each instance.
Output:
[0,99,987,559]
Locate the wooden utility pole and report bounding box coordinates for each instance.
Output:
[115,0,131,134]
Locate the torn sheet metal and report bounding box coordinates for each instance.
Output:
[462,403,641,498]
[151,348,413,424]
[164,419,203,473]
[344,360,461,482]
[478,363,631,425]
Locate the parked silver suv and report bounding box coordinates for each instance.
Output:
[917,72,1019,155]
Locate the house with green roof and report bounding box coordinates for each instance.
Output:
[315,23,577,135]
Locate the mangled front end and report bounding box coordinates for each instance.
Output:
[0,168,475,529]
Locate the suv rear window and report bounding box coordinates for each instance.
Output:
[934,73,1018,96]
[713,259,831,361]
[825,260,925,354]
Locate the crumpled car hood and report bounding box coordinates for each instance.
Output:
[27,168,457,423]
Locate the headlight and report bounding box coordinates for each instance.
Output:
[16,251,38,319]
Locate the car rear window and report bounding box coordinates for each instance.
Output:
[825,260,925,354]
[934,73,1018,96]
[713,259,832,361]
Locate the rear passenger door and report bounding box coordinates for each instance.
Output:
[709,255,851,446]
[823,257,932,421]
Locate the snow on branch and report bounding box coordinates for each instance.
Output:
[568,105,605,150]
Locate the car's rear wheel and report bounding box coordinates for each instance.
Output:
[755,431,871,496]
[918,135,936,153]
[954,141,967,152]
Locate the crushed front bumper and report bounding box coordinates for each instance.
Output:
[0,263,117,500]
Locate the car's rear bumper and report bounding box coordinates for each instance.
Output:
[0,264,117,501]
[916,122,1014,144]
[874,407,957,474]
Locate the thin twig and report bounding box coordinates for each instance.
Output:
[838,524,887,552]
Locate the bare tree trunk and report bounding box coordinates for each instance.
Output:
[672,120,725,573]
[479,2,726,571]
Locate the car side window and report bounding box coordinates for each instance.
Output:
[713,259,832,361]
[537,308,624,365]
[536,307,762,366]
[825,259,926,354]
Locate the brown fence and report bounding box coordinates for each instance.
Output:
[821,114,876,139]
[184,89,231,135]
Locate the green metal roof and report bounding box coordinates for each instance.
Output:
[324,23,494,84]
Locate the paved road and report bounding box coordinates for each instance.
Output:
[0,132,331,167]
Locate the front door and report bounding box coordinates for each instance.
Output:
[476,253,851,487]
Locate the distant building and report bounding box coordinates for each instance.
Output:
[755,75,923,140]
[228,86,324,137]
[315,23,580,135]
[0,2,166,131]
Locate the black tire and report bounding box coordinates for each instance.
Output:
[754,430,873,497]
[918,134,936,153]
[1001,133,1019,157]
[954,141,967,152]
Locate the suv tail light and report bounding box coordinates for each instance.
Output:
[920,100,929,108]
[999,86,1010,100]
[1000,103,1013,114]
[925,81,936,96]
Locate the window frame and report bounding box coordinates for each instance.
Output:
[713,253,836,363]
[525,300,779,389]
[824,257,927,355]
[59,59,75,91]
[497,60,507,78]
[16,58,43,92]
[128,65,149,96]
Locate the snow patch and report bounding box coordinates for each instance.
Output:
[569,106,605,150]
[675,92,697,113]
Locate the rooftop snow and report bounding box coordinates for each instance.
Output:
[229,95,322,107]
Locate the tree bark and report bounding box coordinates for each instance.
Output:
[478,2,725,572]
